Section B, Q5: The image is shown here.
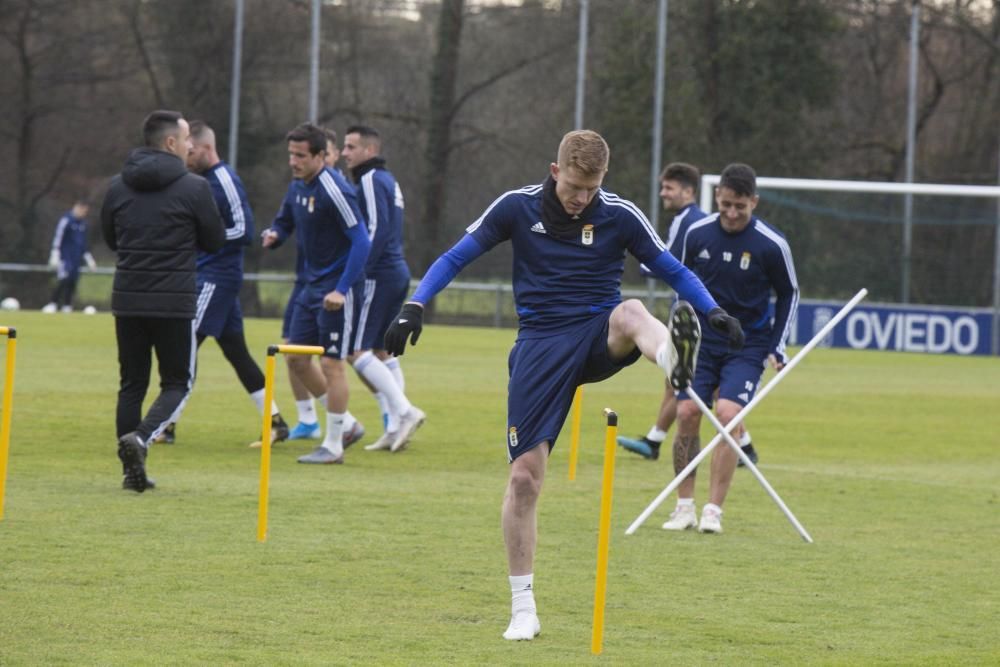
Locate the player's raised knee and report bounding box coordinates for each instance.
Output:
[611,298,650,332]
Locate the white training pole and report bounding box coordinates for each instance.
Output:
[686,389,813,543]
[625,288,868,535]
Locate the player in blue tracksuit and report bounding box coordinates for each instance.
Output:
[45,201,96,312]
[383,131,744,641]
[280,128,366,445]
[664,163,799,535]
[263,123,371,465]
[619,164,707,458]
[341,125,422,453]
[156,121,290,446]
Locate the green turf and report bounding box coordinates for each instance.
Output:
[0,311,997,665]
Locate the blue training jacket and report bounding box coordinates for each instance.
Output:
[268,166,371,295]
[678,213,799,362]
[52,211,89,270]
[353,160,410,280]
[196,161,253,286]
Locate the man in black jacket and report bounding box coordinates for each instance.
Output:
[101,110,225,492]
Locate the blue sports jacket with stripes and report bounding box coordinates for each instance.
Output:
[196,161,253,286]
[677,213,799,363]
[268,166,371,295]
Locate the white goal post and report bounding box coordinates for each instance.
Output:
[699,175,1000,355]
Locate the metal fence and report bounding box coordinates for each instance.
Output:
[0,262,679,328]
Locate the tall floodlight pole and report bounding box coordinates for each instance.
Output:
[574,0,589,129]
[902,0,920,303]
[646,0,668,306]
[648,0,668,234]
[227,0,245,168]
[309,0,320,122]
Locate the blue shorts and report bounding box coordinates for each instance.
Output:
[194,279,243,338]
[282,281,305,340]
[355,270,409,351]
[287,281,363,360]
[505,310,642,462]
[57,261,81,281]
[677,337,770,408]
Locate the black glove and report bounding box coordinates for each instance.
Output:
[383,303,424,356]
[707,307,745,350]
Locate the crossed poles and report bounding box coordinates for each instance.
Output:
[626,288,869,540]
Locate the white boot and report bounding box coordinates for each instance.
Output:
[503,611,541,641]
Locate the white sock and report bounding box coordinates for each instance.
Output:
[322,412,345,456]
[509,574,536,615]
[384,356,405,392]
[354,351,412,419]
[250,389,279,416]
[655,340,672,374]
[295,398,317,425]
[740,430,752,446]
[646,426,667,443]
[677,497,695,508]
[703,502,722,515]
[343,410,358,431]
[375,392,395,431]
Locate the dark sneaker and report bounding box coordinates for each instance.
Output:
[118,432,150,493]
[668,301,701,390]
[737,443,759,468]
[272,414,290,443]
[153,423,175,445]
[123,477,156,490]
[616,435,661,460]
[250,415,292,448]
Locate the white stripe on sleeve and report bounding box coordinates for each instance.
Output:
[215,168,246,240]
[319,171,361,228]
[600,192,666,251]
[361,172,378,241]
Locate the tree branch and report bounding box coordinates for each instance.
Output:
[449,36,575,120]
[29,146,72,211]
[125,0,164,108]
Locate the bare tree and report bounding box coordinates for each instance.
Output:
[0,0,145,263]
[417,0,464,280]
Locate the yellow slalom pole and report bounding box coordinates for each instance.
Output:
[567,386,583,480]
[591,407,618,655]
[256,344,323,542]
[274,344,325,356]
[0,327,17,521]
[256,346,278,542]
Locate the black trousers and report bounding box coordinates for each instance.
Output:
[115,316,195,443]
[198,330,266,395]
[51,275,79,307]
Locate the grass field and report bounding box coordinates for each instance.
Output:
[0,311,998,665]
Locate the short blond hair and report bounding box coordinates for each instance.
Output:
[557,130,609,177]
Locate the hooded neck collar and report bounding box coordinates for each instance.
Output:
[350,156,386,182]
[540,175,600,240]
